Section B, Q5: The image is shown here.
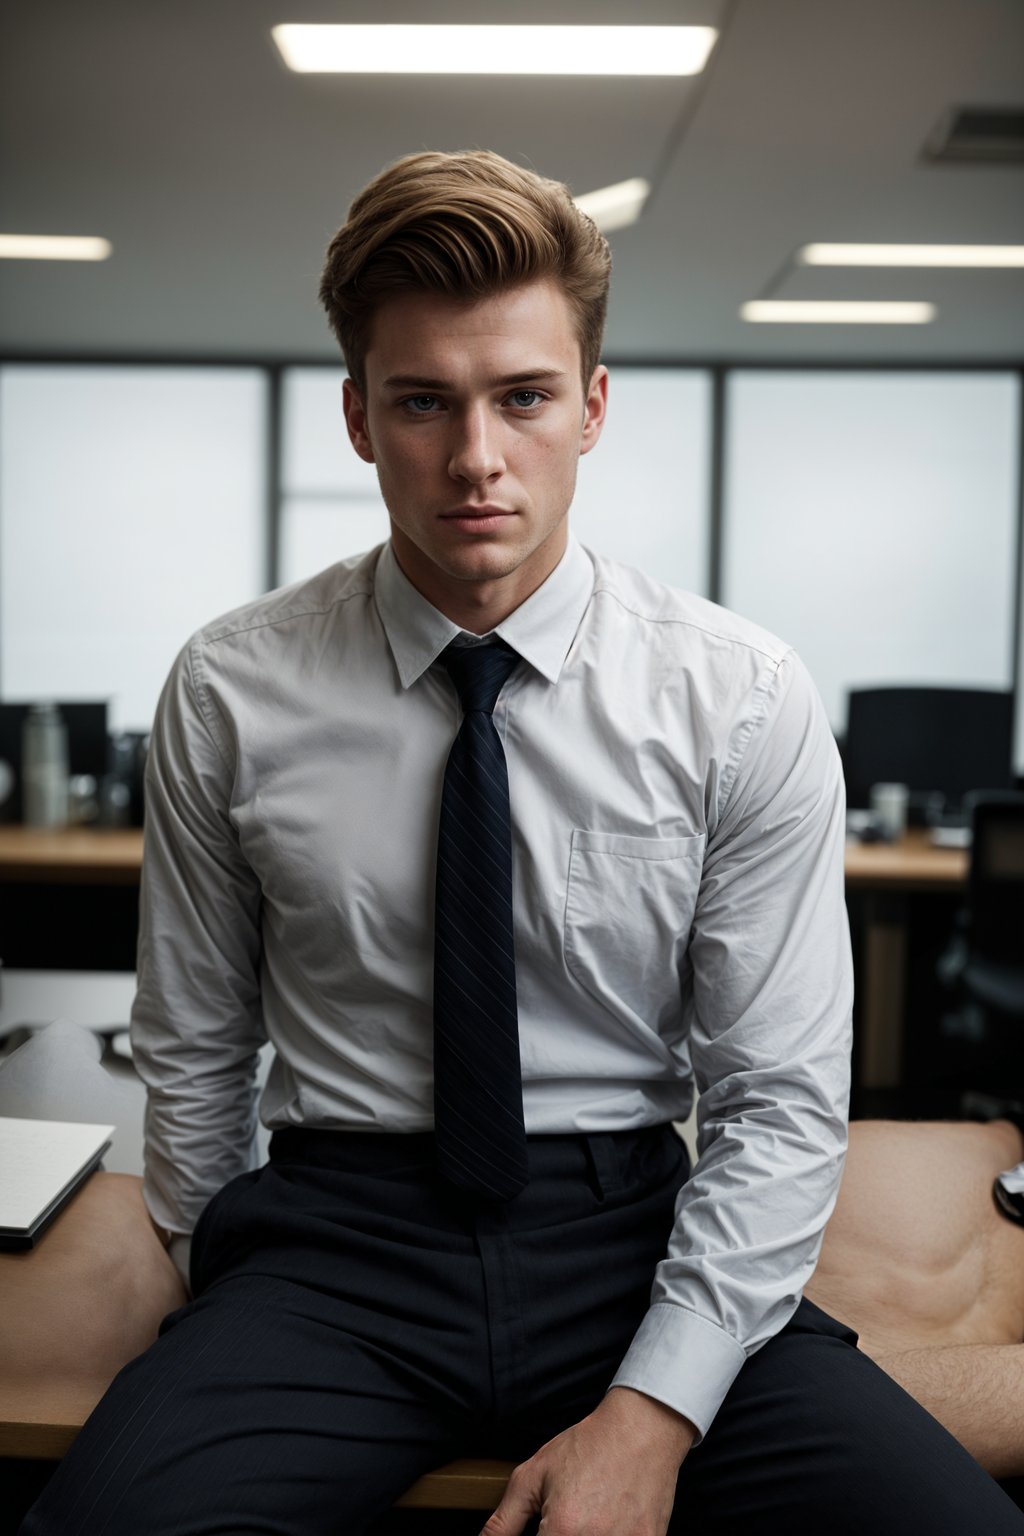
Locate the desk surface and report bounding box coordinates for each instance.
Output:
[843,826,968,891]
[0,824,969,890]
[0,827,144,884]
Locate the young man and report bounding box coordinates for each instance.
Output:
[20,150,1024,1534]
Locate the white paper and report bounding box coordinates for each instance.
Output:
[0,1116,114,1230]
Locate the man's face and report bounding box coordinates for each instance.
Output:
[343,277,607,629]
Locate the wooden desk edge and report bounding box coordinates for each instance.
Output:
[0,827,144,884]
[0,1415,514,1510]
[0,827,969,891]
[843,829,968,891]
[0,1419,83,1460]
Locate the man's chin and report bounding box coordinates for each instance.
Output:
[436,542,529,585]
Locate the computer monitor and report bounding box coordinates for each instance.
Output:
[842,686,1014,814]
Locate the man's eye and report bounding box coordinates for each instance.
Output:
[507,390,543,409]
[404,395,440,413]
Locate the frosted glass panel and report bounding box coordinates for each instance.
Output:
[722,372,1020,731]
[574,369,710,595]
[280,497,391,587]
[280,367,388,583]
[282,367,381,495]
[0,366,266,730]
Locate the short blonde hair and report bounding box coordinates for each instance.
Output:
[319,150,611,397]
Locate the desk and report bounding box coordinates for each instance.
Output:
[0,829,144,971]
[844,828,968,893]
[845,829,968,1091]
[0,827,143,885]
[0,826,968,1091]
[1,824,968,887]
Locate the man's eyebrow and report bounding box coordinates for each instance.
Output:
[381,368,568,391]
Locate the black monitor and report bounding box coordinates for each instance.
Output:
[842,686,1014,814]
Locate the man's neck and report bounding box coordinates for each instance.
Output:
[388,532,569,635]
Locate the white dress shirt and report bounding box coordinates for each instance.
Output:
[131,532,853,1441]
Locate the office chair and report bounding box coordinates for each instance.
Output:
[842,686,1014,816]
[938,793,1024,1107]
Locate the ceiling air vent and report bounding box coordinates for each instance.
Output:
[925,106,1024,164]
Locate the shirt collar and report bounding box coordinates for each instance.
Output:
[375,533,595,690]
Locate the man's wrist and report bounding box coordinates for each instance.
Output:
[603,1386,698,1466]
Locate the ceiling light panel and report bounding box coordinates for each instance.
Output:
[800,244,1024,268]
[741,301,936,324]
[0,235,111,261]
[574,178,650,234]
[271,25,717,76]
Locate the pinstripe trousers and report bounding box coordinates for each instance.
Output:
[19,1124,1024,1534]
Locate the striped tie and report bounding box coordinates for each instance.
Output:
[433,639,528,1201]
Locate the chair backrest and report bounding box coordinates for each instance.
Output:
[842,686,1014,812]
[965,792,1024,965]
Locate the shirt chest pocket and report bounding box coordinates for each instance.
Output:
[563,830,706,1029]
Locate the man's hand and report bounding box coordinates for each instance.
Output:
[481,1387,696,1536]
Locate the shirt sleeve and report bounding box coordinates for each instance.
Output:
[610,649,853,1441]
[129,638,266,1276]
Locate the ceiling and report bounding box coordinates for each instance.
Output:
[1,0,1022,364]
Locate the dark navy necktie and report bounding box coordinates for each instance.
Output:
[433,638,529,1202]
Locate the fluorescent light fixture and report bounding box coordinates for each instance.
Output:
[0,235,112,261]
[574,178,650,234]
[799,243,1024,268]
[741,301,936,324]
[272,24,717,76]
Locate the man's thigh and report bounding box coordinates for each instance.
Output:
[19,1144,503,1536]
[675,1298,1024,1535]
[18,1273,469,1536]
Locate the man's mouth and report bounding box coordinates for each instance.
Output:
[440,506,517,529]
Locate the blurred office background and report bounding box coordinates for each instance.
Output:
[0,0,1023,1118]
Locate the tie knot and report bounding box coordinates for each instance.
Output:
[441,640,520,717]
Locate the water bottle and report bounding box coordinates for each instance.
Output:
[21,703,69,828]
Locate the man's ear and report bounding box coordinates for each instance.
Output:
[343,377,376,464]
[579,365,608,458]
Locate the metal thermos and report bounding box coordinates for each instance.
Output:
[21,702,69,828]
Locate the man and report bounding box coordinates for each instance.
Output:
[20,150,1024,1534]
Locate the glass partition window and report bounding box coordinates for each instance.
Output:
[574,368,711,595]
[280,365,712,596]
[722,371,1021,734]
[280,368,387,587]
[6,362,1020,762]
[0,365,267,731]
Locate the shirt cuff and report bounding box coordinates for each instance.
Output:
[167,1233,194,1297]
[609,1303,748,1444]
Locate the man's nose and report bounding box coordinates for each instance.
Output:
[448,405,505,484]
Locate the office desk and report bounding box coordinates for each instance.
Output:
[0,828,144,971]
[844,828,968,893]
[0,827,144,885]
[3,825,967,885]
[0,826,967,1091]
[845,829,968,1091]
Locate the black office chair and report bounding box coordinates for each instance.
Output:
[842,686,1014,816]
[938,793,1024,1108]
[939,794,1024,1013]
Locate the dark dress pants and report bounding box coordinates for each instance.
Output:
[20,1125,1024,1535]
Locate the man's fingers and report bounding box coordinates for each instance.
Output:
[480,1460,542,1536]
